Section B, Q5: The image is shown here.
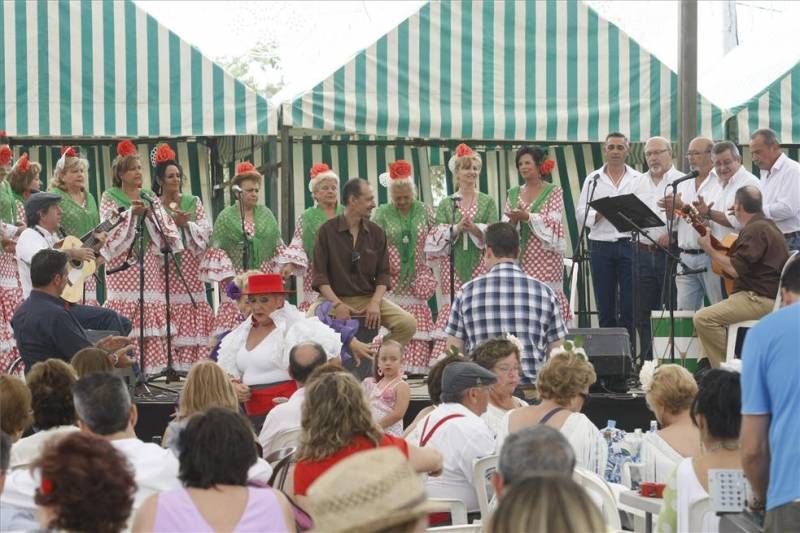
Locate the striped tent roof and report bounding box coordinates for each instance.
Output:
[0,0,274,138]
[730,60,800,144]
[283,0,727,142]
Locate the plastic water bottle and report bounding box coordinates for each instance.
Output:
[603,419,617,440]
[649,420,658,433]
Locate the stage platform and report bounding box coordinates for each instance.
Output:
[134,378,654,443]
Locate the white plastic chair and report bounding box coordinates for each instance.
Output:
[269,427,302,452]
[688,497,712,531]
[428,498,468,525]
[472,454,498,520]
[725,250,798,361]
[573,467,622,532]
[564,257,580,328]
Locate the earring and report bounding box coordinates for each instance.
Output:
[377,368,383,376]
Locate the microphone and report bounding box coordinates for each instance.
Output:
[138,190,155,204]
[669,170,700,188]
[232,185,243,196]
[106,262,132,275]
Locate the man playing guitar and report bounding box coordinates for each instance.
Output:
[693,186,789,370]
[14,192,132,341]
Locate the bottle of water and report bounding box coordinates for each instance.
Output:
[650,420,658,433]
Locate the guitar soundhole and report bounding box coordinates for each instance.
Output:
[70,260,82,268]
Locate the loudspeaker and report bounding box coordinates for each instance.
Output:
[565,328,633,392]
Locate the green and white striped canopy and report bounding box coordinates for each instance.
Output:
[0,0,274,138]
[284,0,727,142]
[731,61,800,144]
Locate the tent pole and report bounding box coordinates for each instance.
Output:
[280,126,292,238]
[677,0,698,168]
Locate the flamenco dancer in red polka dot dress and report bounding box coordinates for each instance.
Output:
[504,146,572,323]
[0,139,24,371]
[372,160,437,374]
[100,140,183,373]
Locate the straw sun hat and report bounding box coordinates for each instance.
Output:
[306,447,445,533]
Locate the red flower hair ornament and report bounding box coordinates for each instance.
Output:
[379,160,414,188]
[448,143,479,172]
[539,159,555,176]
[15,153,30,173]
[40,478,54,495]
[0,145,11,167]
[150,144,177,167]
[236,161,257,176]
[56,145,80,172]
[307,162,339,192]
[117,140,138,158]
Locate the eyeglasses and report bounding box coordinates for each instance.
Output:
[494,365,521,376]
[351,251,361,273]
[686,150,711,157]
[644,149,670,158]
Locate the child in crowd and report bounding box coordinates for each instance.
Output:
[207,270,256,360]
[362,340,410,436]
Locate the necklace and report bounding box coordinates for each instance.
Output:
[703,439,740,453]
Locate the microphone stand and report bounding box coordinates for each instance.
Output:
[449,195,461,306]
[236,190,251,270]
[140,194,196,385]
[569,177,598,327]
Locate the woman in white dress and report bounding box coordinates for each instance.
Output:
[640,363,701,483]
[497,348,607,476]
[657,369,742,533]
[471,336,527,435]
[217,273,341,425]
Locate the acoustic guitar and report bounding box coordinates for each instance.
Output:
[679,204,737,295]
[58,207,127,303]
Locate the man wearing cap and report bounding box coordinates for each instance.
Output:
[416,361,497,513]
[14,192,131,334]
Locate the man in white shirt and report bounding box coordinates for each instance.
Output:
[0,372,182,520]
[694,141,761,248]
[258,341,327,454]
[420,362,497,513]
[576,132,640,333]
[660,137,723,310]
[630,137,683,360]
[749,128,800,251]
[14,192,131,335]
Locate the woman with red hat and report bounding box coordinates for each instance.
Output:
[0,136,24,372]
[99,140,183,373]
[277,162,342,311]
[372,160,437,374]
[150,144,214,368]
[424,144,498,359]
[201,162,286,335]
[216,272,341,422]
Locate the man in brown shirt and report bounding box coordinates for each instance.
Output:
[312,178,417,365]
[694,185,789,368]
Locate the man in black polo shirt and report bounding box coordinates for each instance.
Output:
[312,178,416,371]
[11,249,130,373]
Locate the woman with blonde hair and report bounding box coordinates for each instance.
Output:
[498,347,608,475]
[100,140,182,373]
[162,360,239,450]
[0,373,33,441]
[488,475,606,533]
[640,363,701,483]
[70,347,114,378]
[49,146,103,304]
[293,370,442,498]
[425,143,498,358]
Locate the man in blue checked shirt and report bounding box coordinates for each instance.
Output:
[445,222,567,383]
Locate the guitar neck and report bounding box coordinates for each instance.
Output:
[685,211,724,249]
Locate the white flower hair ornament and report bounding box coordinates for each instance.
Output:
[503,333,524,354]
[639,360,658,393]
[548,338,588,361]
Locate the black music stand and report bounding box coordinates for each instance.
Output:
[589,194,664,368]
